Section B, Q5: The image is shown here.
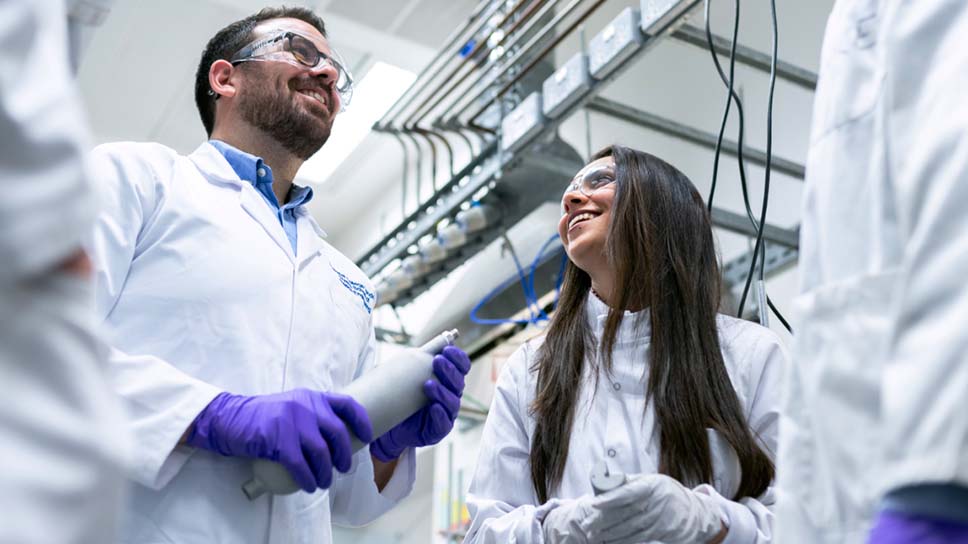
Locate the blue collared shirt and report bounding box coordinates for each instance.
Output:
[209,140,313,254]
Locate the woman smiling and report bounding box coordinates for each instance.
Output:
[465,145,787,543]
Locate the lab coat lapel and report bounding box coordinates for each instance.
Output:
[188,142,295,262]
[295,209,327,268]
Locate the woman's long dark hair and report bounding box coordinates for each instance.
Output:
[528,145,774,503]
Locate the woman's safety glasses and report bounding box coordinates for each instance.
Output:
[561,165,616,214]
[230,30,354,108]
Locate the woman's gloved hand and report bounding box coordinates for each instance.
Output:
[541,490,651,544]
[370,346,471,461]
[542,473,724,544]
[186,388,372,492]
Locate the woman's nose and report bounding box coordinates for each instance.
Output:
[561,191,587,214]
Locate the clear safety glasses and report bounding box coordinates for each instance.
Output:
[230,30,354,107]
[561,165,617,213]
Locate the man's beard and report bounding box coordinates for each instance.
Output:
[236,78,332,161]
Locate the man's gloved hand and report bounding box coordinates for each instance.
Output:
[542,473,724,544]
[868,509,968,543]
[186,388,372,492]
[370,346,471,462]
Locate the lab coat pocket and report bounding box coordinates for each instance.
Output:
[778,270,897,529]
[707,428,741,500]
[810,0,883,143]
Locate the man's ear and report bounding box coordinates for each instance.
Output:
[209,59,239,100]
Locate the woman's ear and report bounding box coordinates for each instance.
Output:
[209,59,238,100]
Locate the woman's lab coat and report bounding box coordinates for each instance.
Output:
[775,1,968,541]
[0,1,126,542]
[465,295,786,543]
[87,141,415,544]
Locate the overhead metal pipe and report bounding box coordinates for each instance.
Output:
[383,130,411,219]
[414,126,456,181]
[404,0,548,127]
[408,129,439,195]
[464,0,607,130]
[378,0,501,125]
[432,0,569,125]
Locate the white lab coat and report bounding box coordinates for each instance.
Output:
[465,295,786,543]
[775,1,968,542]
[87,140,416,544]
[0,0,126,543]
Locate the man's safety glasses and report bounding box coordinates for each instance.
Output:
[230,30,354,107]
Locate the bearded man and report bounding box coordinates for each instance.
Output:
[87,6,470,543]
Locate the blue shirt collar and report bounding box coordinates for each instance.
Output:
[209,139,314,208]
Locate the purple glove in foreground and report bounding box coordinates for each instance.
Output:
[187,389,372,492]
[370,346,471,462]
[868,510,968,544]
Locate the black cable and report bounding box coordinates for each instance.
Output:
[767,295,792,333]
[737,0,779,318]
[705,0,748,221]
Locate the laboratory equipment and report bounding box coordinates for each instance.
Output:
[500,92,544,153]
[541,52,592,118]
[590,460,627,495]
[589,7,644,80]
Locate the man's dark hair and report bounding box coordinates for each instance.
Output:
[194,6,327,136]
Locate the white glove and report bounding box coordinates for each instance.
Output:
[540,488,651,544]
[597,473,725,544]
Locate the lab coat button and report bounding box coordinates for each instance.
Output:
[607,448,617,458]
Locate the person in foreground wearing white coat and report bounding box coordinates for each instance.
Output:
[0,0,126,542]
[86,6,470,543]
[465,145,787,543]
[774,0,968,542]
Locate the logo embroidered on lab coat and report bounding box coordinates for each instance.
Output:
[331,265,375,314]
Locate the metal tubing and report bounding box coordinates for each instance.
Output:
[416,126,456,180]
[386,131,411,219]
[379,0,502,125]
[585,96,805,180]
[672,24,818,91]
[399,131,425,208]
[465,0,607,129]
[405,0,548,127]
[436,0,570,124]
[409,129,439,193]
[357,140,498,270]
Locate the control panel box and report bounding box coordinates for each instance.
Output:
[501,92,545,153]
[640,0,700,36]
[541,52,592,118]
[589,7,644,80]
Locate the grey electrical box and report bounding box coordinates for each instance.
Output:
[589,7,644,80]
[640,0,700,36]
[501,92,545,153]
[541,52,592,118]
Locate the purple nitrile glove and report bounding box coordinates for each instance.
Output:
[370,345,471,462]
[187,388,372,493]
[868,510,968,544]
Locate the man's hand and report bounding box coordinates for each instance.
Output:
[186,388,372,492]
[369,346,470,461]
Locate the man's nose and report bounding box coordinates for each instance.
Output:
[309,59,339,82]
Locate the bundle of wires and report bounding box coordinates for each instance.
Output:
[704,0,791,333]
[470,232,567,326]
